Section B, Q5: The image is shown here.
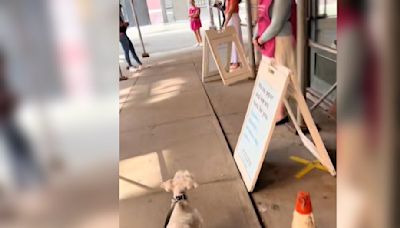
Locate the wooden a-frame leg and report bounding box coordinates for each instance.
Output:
[202,38,210,82]
[284,77,336,175]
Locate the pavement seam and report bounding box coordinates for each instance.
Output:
[119,86,204,104]
[119,113,213,134]
[119,75,140,113]
[191,60,264,228]
[119,176,246,197]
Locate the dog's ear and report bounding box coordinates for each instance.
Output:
[182,170,198,190]
[161,179,174,192]
[183,170,191,177]
[184,179,199,190]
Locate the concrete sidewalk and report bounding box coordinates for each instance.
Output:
[120,22,336,228]
[119,48,260,228]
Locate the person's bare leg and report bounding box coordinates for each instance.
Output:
[193,31,200,44]
[196,30,202,44]
[195,30,201,44]
[275,102,287,123]
[274,36,296,124]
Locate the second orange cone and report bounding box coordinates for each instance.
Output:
[291,191,316,228]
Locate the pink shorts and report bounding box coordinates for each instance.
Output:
[190,19,202,31]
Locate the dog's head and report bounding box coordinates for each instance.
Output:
[161,170,198,194]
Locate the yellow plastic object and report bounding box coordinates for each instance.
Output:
[290,156,329,179]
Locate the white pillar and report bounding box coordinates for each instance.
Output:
[208,0,216,29]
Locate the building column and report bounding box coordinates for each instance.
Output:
[296,0,308,125]
[160,0,168,23]
[123,0,151,26]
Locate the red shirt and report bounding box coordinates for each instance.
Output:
[226,0,239,14]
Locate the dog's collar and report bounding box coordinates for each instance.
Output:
[173,193,187,202]
[164,193,187,228]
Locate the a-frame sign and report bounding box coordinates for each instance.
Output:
[234,59,336,192]
[202,26,252,85]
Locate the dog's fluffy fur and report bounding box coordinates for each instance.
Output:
[161,170,203,228]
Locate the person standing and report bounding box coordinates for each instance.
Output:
[253,0,297,124]
[189,0,203,46]
[119,13,143,72]
[213,1,226,28]
[223,0,243,71]
[0,50,43,189]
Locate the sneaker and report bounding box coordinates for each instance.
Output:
[119,76,128,81]
[128,66,138,72]
[138,65,144,70]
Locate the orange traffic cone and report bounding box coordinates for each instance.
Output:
[291,191,316,228]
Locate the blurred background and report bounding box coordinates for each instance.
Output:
[337,0,397,227]
[0,0,398,227]
[0,0,118,227]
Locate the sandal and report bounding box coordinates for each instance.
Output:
[275,116,289,126]
[229,63,240,72]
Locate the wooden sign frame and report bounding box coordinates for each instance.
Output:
[202,27,252,85]
[234,60,336,192]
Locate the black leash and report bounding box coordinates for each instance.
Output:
[164,194,187,228]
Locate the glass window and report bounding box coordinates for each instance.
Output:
[318,0,337,17]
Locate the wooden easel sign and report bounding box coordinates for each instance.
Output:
[234,60,336,192]
[202,26,252,85]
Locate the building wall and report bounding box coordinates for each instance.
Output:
[147,0,164,24]
[172,0,189,21]
[121,0,151,26]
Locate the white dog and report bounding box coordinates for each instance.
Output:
[161,170,203,228]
